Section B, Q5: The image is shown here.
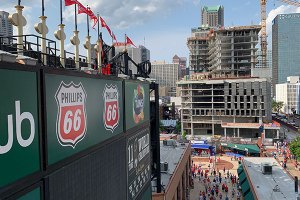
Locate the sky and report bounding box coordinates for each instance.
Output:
[2,0,300,63]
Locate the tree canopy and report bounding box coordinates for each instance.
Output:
[272,100,284,113]
[289,137,300,161]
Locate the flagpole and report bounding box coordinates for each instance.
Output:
[84,5,91,69]
[125,33,127,51]
[60,0,62,24]
[71,3,80,69]
[97,13,100,40]
[42,0,45,16]
[97,13,102,73]
[86,6,89,37]
[75,4,77,31]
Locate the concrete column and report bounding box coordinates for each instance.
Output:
[237,128,240,138]
[191,123,194,137]
[8,5,27,57]
[83,36,91,68]
[54,24,66,68]
[70,30,80,69]
[234,128,236,138]
[35,16,49,65]
[224,128,227,138]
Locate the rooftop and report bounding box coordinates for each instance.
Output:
[203,5,222,12]
[160,141,189,189]
[243,157,296,200]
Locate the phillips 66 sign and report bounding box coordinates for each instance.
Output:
[103,84,119,133]
[55,81,87,148]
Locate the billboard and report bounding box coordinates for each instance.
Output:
[0,69,40,188]
[48,137,127,200]
[127,125,151,200]
[125,81,150,130]
[45,73,123,165]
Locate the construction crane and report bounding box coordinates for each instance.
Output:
[260,0,300,68]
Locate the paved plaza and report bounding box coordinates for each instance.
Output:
[189,155,242,200]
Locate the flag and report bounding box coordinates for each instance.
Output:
[112,32,117,42]
[126,35,136,47]
[77,2,88,14]
[86,7,93,17]
[100,17,107,28]
[65,0,79,6]
[106,25,112,37]
[90,14,98,29]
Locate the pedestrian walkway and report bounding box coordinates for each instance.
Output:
[190,155,242,200]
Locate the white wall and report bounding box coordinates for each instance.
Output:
[276,83,288,113]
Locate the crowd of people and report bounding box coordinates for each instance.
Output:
[191,163,241,200]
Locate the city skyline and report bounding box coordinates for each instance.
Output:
[1,0,300,63]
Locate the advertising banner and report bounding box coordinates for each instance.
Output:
[125,81,150,130]
[45,73,123,165]
[127,126,151,200]
[0,69,40,188]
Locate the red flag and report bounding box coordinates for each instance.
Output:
[126,36,136,47]
[106,25,112,37]
[65,0,79,6]
[91,15,98,29]
[100,17,107,28]
[77,3,88,14]
[112,32,117,42]
[86,7,93,17]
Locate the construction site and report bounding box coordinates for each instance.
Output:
[208,25,260,78]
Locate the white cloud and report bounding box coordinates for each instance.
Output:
[62,0,193,30]
[266,5,300,36]
[145,30,189,62]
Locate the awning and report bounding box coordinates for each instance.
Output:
[239,170,246,184]
[237,164,243,175]
[221,143,260,154]
[191,144,211,149]
[241,178,250,195]
[244,190,254,200]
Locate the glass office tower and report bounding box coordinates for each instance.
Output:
[272,13,300,95]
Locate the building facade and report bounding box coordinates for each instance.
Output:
[115,45,150,75]
[187,26,210,73]
[173,55,187,79]
[276,76,300,114]
[201,5,224,27]
[208,26,260,78]
[0,11,13,44]
[178,77,272,138]
[272,13,300,95]
[150,62,179,97]
[152,140,191,200]
[256,50,272,68]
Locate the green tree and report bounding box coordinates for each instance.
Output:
[159,121,165,132]
[182,130,187,140]
[175,121,181,134]
[272,100,284,113]
[289,137,300,161]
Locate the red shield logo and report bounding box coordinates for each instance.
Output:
[55,82,87,148]
[103,84,119,132]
